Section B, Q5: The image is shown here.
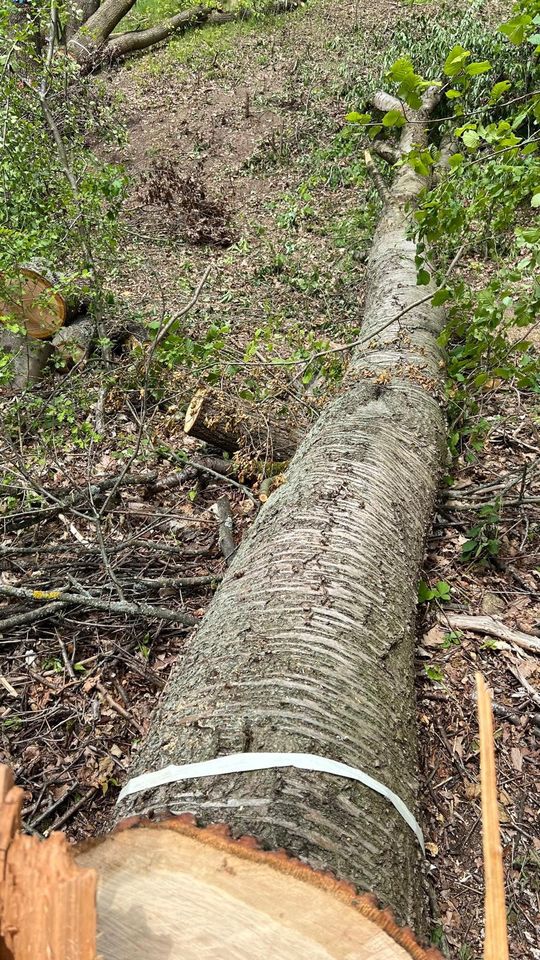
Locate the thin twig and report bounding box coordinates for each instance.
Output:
[0,583,197,627]
[0,602,64,633]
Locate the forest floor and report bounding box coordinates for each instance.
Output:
[1,0,539,957]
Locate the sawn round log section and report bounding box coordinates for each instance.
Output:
[0,266,66,339]
[76,815,443,960]
[184,387,305,461]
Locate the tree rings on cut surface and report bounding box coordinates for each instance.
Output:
[0,266,66,339]
[76,816,440,960]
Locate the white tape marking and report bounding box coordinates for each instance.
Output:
[117,751,424,852]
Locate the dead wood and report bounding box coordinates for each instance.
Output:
[1,470,157,535]
[210,496,235,563]
[184,387,305,461]
[442,613,540,655]
[116,87,447,931]
[0,582,197,626]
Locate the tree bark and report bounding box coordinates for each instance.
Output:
[65,0,101,41]
[184,388,305,461]
[66,0,136,64]
[115,90,446,932]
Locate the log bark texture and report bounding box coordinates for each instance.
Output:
[116,91,446,931]
[185,388,305,461]
[66,0,101,41]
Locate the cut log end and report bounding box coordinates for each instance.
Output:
[76,816,439,960]
[184,388,207,435]
[184,387,304,461]
[0,267,66,339]
[0,767,97,960]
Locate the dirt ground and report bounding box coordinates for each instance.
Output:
[1,0,538,956]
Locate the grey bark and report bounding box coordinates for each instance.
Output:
[65,0,101,41]
[67,0,136,64]
[116,91,446,931]
[0,329,52,389]
[211,496,236,563]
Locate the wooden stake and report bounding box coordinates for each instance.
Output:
[476,673,509,960]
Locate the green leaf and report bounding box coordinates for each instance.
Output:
[499,13,532,44]
[417,268,431,286]
[382,109,406,127]
[448,153,463,169]
[462,130,480,149]
[345,111,372,124]
[424,664,445,683]
[490,80,512,101]
[431,289,451,306]
[367,124,383,140]
[531,192,540,208]
[466,60,491,76]
[388,56,416,83]
[443,44,471,77]
[445,89,462,99]
[418,580,435,603]
[517,227,540,244]
[435,581,451,600]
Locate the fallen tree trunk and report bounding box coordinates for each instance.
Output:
[68,0,303,69]
[115,88,446,934]
[184,387,305,461]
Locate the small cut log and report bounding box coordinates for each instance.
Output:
[52,316,95,364]
[0,265,66,340]
[184,388,305,461]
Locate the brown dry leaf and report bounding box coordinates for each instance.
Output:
[464,781,481,799]
[510,747,524,773]
[480,591,505,616]
[424,626,445,647]
[426,841,439,856]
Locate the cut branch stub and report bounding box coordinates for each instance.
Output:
[76,815,442,960]
[0,266,66,339]
[184,388,306,461]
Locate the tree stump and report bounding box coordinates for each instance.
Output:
[184,388,305,461]
[0,266,66,340]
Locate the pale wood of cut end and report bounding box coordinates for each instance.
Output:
[77,822,426,960]
[0,765,97,960]
[0,267,66,339]
[476,673,509,960]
